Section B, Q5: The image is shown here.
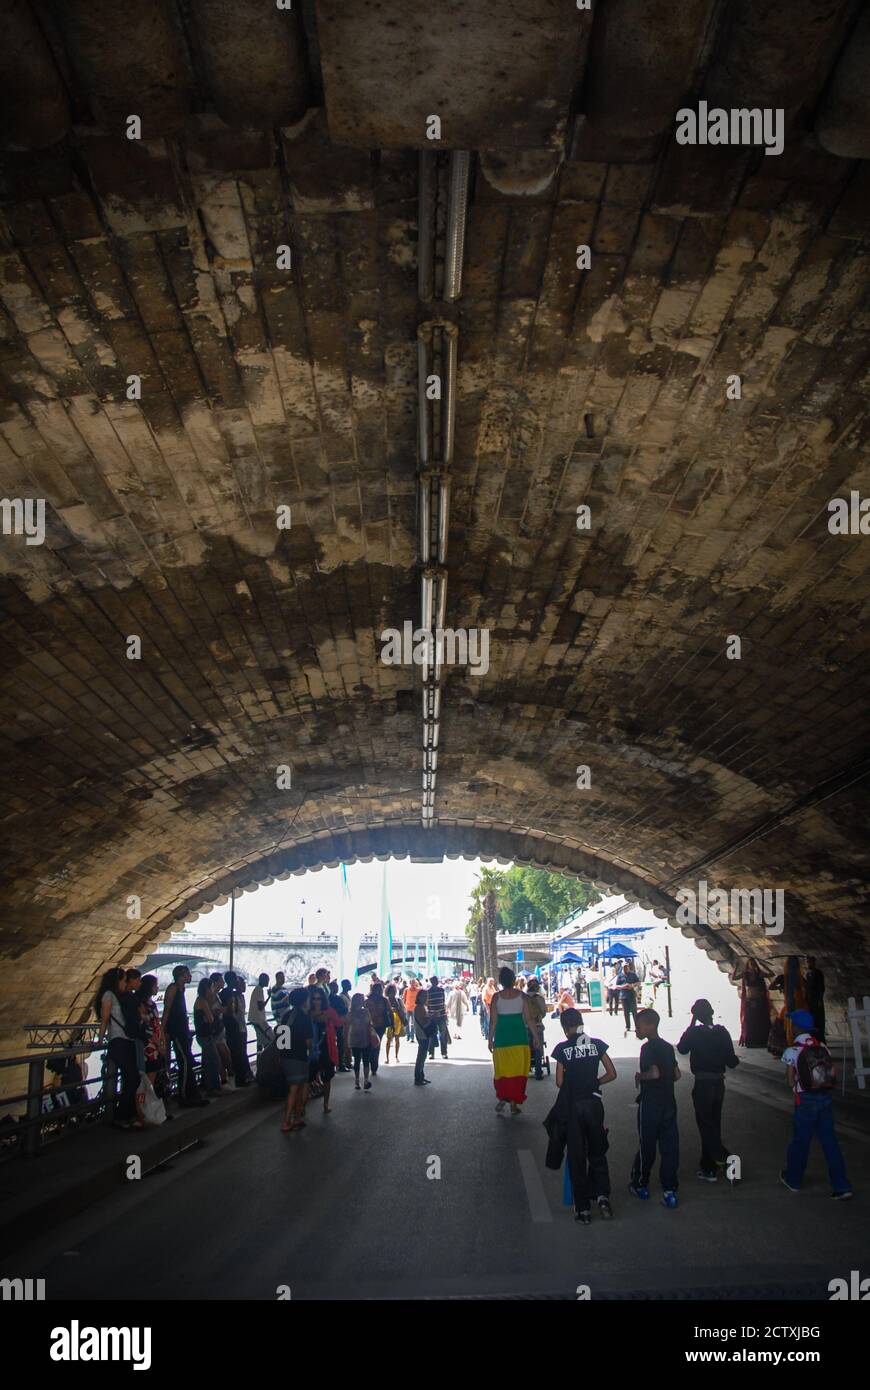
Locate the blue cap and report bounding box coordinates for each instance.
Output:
[788,1009,815,1031]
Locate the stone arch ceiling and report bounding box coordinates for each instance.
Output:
[0,0,869,1051]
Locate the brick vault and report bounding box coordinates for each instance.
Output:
[0,1,868,1056]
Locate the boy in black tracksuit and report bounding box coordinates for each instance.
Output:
[630,1008,681,1207]
[676,998,739,1181]
[544,1008,617,1225]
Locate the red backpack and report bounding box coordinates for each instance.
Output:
[795,1037,836,1095]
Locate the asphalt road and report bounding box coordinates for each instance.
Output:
[21,1015,870,1300]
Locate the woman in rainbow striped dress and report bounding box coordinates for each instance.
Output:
[489,966,534,1115]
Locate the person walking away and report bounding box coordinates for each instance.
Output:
[804,958,826,1042]
[526,978,548,1080]
[367,982,391,1075]
[347,993,373,1090]
[278,988,313,1132]
[447,980,469,1039]
[163,966,207,1108]
[629,1008,681,1208]
[413,990,435,1086]
[544,1007,616,1224]
[617,960,640,1037]
[489,966,534,1116]
[193,978,223,1097]
[219,971,252,1087]
[779,1009,852,1199]
[426,976,449,1058]
[250,973,273,1052]
[469,978,480,1016]
[384,983,407,1063]
[676,999,738,1182]
[95,967,141,1127]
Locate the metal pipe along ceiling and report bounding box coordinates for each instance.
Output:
[417,153,471,826]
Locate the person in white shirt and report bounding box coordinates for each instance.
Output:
[606,967,621,1017]
[250,972,273,1052]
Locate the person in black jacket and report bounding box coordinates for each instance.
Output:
[544,1009,617,1225]
[676,999,739,1182]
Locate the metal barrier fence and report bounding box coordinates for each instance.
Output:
[0,1024,259,1162]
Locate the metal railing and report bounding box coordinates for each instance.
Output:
[0,1025,259,1163]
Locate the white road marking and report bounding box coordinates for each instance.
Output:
[517,1149,553,1223]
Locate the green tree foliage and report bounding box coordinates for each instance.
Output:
[465,866,600,938]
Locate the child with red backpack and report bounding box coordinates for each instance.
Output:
[779,1009,853,1199]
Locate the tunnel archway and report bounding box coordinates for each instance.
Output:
[27,811,852,1040]
[2,0,869,1067]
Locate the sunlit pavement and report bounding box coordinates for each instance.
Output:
[19,1006,868,1301]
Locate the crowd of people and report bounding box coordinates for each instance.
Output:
[86,951,852,1226]
[257,970,481,1122]
[92,964,258,1128]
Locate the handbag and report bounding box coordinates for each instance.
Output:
[137,1072,166,1126]
[369,1027,381,1051]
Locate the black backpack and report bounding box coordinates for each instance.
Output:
[795,1038,836,1093]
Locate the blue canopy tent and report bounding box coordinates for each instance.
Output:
[598,940,638,959]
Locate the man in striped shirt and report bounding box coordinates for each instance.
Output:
[426,976,449,1059]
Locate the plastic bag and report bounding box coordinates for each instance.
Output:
[138,1072,166,1125]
